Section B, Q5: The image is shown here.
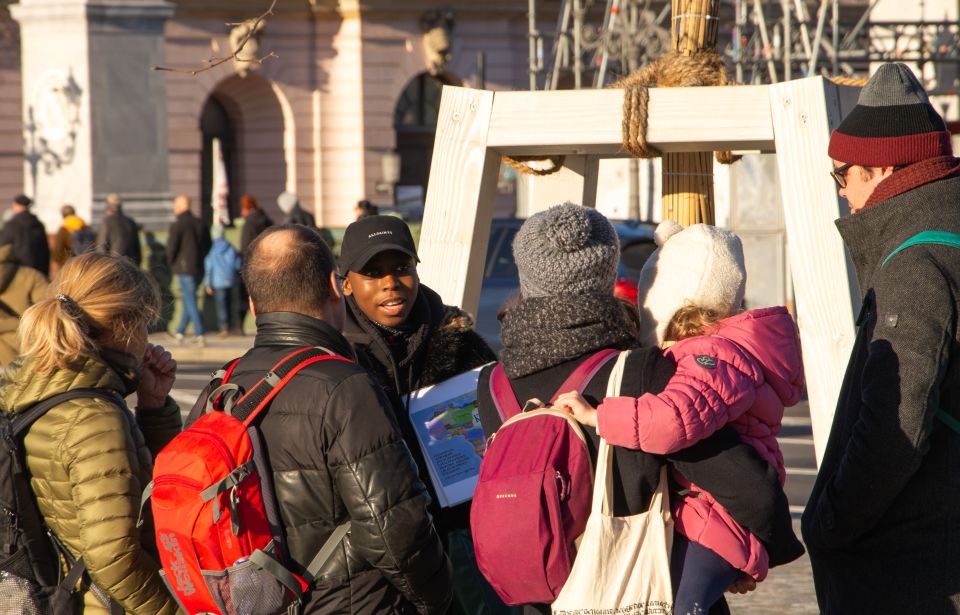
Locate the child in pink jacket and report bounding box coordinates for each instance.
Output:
[558,220,805,615]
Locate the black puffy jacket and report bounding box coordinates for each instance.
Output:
[0,210,49,277]
[96,211,142,265]
[187,312,453,615]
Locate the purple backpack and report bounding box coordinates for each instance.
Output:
[471,349,619,605]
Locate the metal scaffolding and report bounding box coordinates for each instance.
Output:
[528,0,960,93]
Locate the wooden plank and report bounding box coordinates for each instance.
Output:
[417,86,500,319]
[487,86,776,156]
[769,76,859,465]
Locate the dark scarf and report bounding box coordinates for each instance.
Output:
[499,293,638,379]
[865,155,960,208]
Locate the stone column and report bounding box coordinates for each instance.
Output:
[11,0,174,231]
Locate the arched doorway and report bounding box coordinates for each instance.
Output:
[393,72,459,201]
[199,96,238,227]
[199,74,288,224]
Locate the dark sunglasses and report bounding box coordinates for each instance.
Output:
[830,162,854,189]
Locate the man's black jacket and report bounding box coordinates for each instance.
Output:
[166,211,210,277]
[0,210,49,277]
[96,211,142,265]
[187,312,453,615]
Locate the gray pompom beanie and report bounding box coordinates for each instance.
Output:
[513,202,620,298]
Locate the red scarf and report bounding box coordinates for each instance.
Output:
[864,155,960,209]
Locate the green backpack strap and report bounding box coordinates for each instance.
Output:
[881,230,960,269]
[881,230,960,436]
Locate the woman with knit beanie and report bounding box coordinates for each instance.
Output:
[475,202,801,615]
[558,220,806,614]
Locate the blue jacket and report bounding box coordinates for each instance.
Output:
[203,239,241,289]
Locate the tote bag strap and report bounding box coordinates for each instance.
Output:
[592,350,671,519]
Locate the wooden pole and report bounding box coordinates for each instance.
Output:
[663,0,721,226]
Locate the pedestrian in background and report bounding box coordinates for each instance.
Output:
[239,194,273,255]
[52,204,94,270]
[277,191,316,228]
[355,199,379,220]
[0,252,180,614]
[802,63,960,614]
[203,225,242,337]
[0,193,50,277]
[166,195,210,345]
[95,193,142,266]
[0,243,47,367]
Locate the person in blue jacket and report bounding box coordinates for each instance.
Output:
[203,225,242,336]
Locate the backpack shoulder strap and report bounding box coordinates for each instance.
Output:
[11,388,123,436]
[879,231,960,435]
[488,348,622,422]
[881,231,960,268]
[231,346,352,426]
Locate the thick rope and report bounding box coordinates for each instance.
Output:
[502,154,566,176]
[611,49,739,164]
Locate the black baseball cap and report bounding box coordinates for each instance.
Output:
[12,194,31,207]
[339,215,419,273]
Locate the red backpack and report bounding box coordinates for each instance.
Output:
[141,347,351,615]
[471,349,619,605]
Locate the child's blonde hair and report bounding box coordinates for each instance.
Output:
[663,304,725,343]
[19,253,159,375]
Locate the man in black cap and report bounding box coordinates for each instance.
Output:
[0,194,50,277]
[339,214,498,614]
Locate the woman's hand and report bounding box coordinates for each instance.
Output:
[554,391,598,428]
[138,343,177,408]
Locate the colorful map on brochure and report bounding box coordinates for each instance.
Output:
[407,364,493,507]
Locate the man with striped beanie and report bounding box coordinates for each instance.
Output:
[803,62,960,614]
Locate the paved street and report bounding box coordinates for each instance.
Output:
[158,333,821,614]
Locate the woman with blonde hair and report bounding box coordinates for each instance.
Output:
[0,252,180,614]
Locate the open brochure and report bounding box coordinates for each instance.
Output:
[406,364,493,508]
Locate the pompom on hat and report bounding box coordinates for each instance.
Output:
[828,62,952,167]
[513,202,620,298]
[637,220,746,347]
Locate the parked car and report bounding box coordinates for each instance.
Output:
[475,217,656,350]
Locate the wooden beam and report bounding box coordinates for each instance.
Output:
[417,87,500,320]
[487,86,776,156]
[769,76,859,464]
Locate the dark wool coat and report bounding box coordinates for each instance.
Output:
[187,313,453,615]
[0,210,49,277]
[802,175,960,614]
[165,211,211,277]
[342,284,497,532]
[96,210,142,266]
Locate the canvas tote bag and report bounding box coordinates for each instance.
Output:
[551,350,674,615]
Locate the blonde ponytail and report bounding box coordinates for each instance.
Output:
[18,253,159,375]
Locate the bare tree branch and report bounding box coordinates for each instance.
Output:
[151,0,278,76]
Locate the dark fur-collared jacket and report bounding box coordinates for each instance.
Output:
[343,284,496,531]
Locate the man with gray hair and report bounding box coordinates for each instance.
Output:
[803,62,960,613]
[96,193,142,266]
[277,191,316,228]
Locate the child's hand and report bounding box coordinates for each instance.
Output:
[727,575,757,594]
[554,391,598,428]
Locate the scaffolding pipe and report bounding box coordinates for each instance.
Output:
[528,0,538,90]
[808,0,829,75]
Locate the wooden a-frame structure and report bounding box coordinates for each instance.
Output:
[417,77,862,462]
